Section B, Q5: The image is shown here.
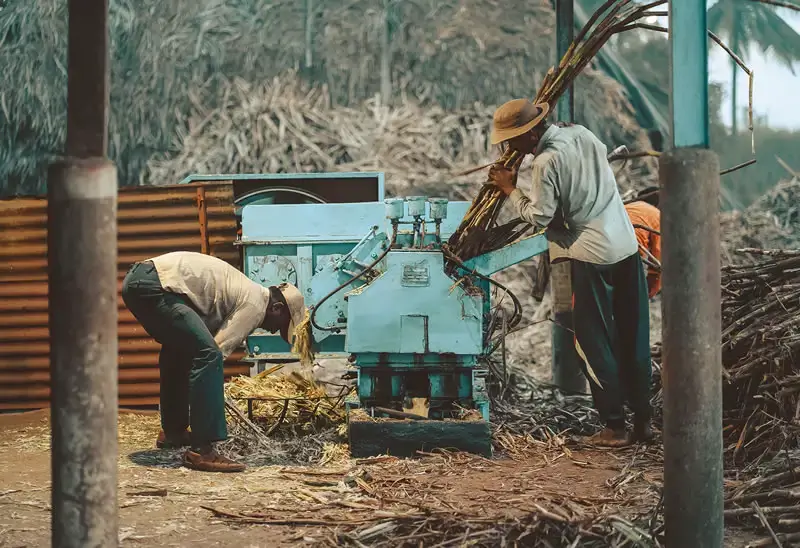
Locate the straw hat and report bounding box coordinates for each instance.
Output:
[276,282,306,344]
[490,99,550,145]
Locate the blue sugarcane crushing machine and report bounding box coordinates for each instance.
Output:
[236,175,548,457]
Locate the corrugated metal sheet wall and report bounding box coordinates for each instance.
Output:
[0,182,250,411]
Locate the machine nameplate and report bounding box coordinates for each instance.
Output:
[401,262,430,287]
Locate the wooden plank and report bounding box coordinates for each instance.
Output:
[348,417,492,458]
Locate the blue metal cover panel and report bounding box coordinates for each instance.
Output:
[243,203,387,243]
[241,200,471,244]
[345,251,483,355]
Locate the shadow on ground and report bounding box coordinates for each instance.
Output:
[127,449,184,468]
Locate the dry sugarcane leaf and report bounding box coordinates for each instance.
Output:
[575,338,602,389]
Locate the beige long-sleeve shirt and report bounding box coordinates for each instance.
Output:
[508,124,638,265]
[150,251,271,358]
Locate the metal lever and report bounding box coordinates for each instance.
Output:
[334,225,379,270]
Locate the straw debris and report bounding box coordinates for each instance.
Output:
[224,368,348,431]
[291,309,316,366]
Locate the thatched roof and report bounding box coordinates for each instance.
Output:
[0,0,653,196]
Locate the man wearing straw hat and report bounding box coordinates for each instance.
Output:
[488,98,652,447]
[122,251,305,471]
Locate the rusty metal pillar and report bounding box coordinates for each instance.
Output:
[49,0,118,546]
[551,0,586,394]
[662,1,723,546]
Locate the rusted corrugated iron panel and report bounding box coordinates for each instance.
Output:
[0,182,249,411]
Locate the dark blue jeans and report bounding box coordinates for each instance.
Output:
[121,261,227,446]
[571,253,652,428]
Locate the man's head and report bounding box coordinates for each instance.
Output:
[637,186,660,209]
[491,99,551,155]
[262,283,306,344]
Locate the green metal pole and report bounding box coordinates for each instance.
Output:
[551,0,587,394]
[663,1,722,546]
[556,0,575,122]
[669,1,710,149]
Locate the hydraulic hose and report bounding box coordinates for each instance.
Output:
[309,226,398,332]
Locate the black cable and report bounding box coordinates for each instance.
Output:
[309,226,398,332]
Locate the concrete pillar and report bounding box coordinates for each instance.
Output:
[660,150,722,547]
[49,160,118,547]
[663,1,723,546]
[50,0,118,546]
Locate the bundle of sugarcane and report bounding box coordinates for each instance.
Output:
[445,148,523,262]
[446,0,667,264]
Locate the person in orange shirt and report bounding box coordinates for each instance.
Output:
[624,187,661,299]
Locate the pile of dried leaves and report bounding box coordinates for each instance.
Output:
[219,367,351,466]
[206,443,664,548]
[493,385,601,442]
[331,511,661,547]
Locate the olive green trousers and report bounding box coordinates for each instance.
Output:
[122,261,227,446]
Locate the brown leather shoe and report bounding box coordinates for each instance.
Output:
[183,449,246,473]
[156,429,191,449]
[581,426,632,448]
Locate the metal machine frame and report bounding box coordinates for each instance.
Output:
[234,174,549,457]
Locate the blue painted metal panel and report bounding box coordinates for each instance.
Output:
[241,201,471,244]
[243,203,386,243]
[669,1,709,148]
[243,240,362,355]
[345,251,483,355]
[462,233,549,277]
[246,333,345,359]
[179,171,386,201]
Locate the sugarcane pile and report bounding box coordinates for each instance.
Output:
[724,452,800,546]
[720,249,800,464]
[652,249,800,465]
[445,0,666,265]
[721,177,800,265]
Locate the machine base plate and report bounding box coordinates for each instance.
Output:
[348,416,493,458]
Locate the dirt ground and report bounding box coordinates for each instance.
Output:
[0,409,755,547]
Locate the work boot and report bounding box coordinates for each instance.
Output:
[156,429,191,449]
[581,423,631,448]
[183,446,246,473]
